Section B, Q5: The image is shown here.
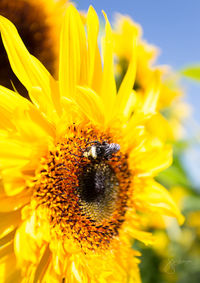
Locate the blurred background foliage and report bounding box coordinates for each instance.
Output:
[137,140,200,283]
[137,63,200,282]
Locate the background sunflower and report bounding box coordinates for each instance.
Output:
[0,0,68,98]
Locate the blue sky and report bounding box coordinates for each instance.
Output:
[75,0,200,186]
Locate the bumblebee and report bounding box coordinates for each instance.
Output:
[83,141,120,160]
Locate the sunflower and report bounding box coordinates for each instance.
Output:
[0,0,68,98]
[0,5,184,282]
[113,14,190,140]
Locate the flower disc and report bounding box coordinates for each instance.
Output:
[32,124,131,252]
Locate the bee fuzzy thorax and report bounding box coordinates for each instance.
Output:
[83,141,120,160]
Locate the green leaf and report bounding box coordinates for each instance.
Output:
[182,195,200,213]
[181,65,200,81]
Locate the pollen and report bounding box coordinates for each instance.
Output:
[32,124,132,252]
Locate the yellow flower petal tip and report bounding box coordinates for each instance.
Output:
[0,5,183,282]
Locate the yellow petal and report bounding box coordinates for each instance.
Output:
[0,139,32,161]
[0,138,33,198]
[76,86,105,124]
[0,210,21,237]
[130,229,154,246]
[0,86,29,130]
[22,103,56,139]
[142,181,184,225]
[130,144,172,177]
[86,6,102,92]
[33,245,51,283]
[14,225,38,264]
[0,86,55,139]
[0,242,14,260]
[2,269,21,283]
[0,190,31,212]
[14,216,47,265]
[0,16,55,107]
[146,113,173,142]
[0,229,16,247]
[59,4,88,99]
[114,39,137,119]
[71,261,82,282]
[0,252,21,283]
[101,12,116,116]
[1,168,27,196]
[141,70,160,115]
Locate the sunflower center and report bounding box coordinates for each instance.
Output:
[32,124,131,252]
[0,0,56,98]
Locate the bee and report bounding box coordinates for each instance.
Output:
[83,141,120,160]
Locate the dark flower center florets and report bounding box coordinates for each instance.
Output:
[33,125,131,251]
